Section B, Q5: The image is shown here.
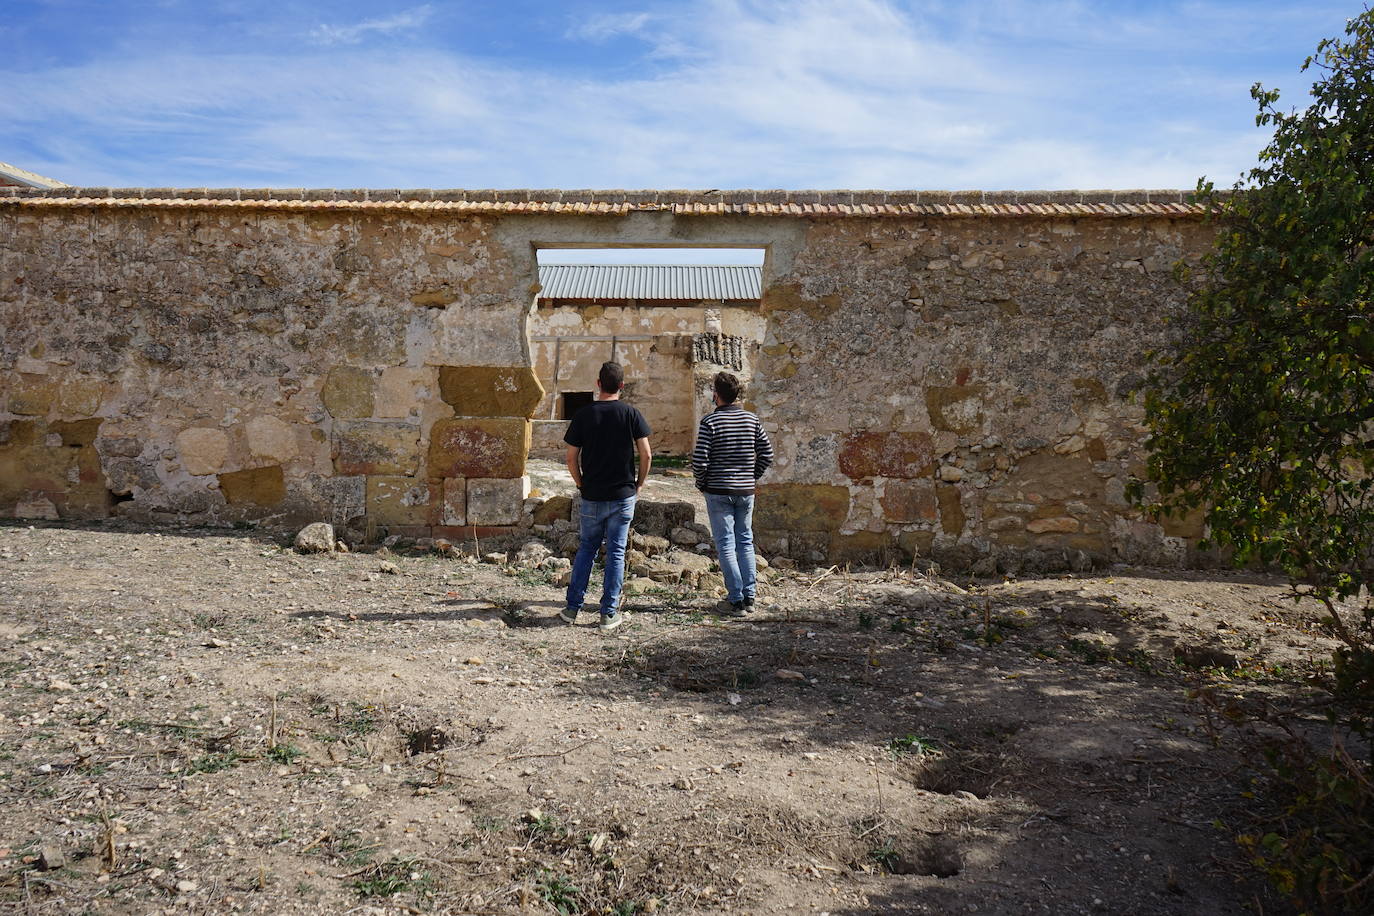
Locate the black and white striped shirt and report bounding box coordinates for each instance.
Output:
[691,404,774,495]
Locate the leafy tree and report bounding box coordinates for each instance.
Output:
[1140,6,1374,718]
[1137,9,1374,910]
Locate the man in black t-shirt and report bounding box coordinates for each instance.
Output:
[560,361,652,632]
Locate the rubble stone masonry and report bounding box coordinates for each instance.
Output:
[0,187,1211,570]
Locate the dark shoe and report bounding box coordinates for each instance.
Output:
[743,596,756,610]
[559,606,580,625]
[714,599,748,617]
[599,610,628,632]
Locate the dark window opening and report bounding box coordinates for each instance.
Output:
[561,391,594,419]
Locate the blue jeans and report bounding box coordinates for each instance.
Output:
[705,493,756,604]
[566,495,637,615]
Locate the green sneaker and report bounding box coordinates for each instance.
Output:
[713,599,748,617]
[599,610,628,632]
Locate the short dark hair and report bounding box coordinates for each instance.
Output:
[598,361,625,393]
[713,371,741,404]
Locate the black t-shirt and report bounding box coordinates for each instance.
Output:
[563,400,651,501]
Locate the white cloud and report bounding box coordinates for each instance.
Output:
[569,11,654,42]
[0,0,1323,190]
[310,5,434,46]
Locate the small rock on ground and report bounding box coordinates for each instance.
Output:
[294,522,336,554]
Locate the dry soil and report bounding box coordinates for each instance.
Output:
[0,479,1338,915]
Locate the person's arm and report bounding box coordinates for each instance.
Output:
[634,437,652,491]
[691,417,711,491]
[566,445,583,490]
[754,418,774,479]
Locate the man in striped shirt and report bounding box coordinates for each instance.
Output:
[692,371,774,615]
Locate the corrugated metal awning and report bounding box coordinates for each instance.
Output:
[537,264,761,300]
[0,160,66,189]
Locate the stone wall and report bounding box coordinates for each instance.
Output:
[0,204,542,539]
[753,214,1211,571]
[0,188,1211,569]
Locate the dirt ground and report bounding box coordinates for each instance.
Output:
[0,468,1339,915]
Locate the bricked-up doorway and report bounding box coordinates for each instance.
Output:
[528,247,767,458]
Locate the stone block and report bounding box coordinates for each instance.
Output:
[925,386,986,434]
[897,529,936,558]
[839,431,934,479]
[367,476,437,527]
[333,420,420,476]
[755,484,850,532]
[1027,516,1079,534]
[104,457,158,495]
[428,417,529,479]
[1158,506,1207,539]
[937,485,965,535]
[437,366,545,419]
[50,418,102,447]
[1072,377,1108,405]
[176,427,230,476]
[8,374,57,416]
[441,477,466,526]
[756,532,789,559]
[831,531,894,566]
[760,282,841,320]
[632,500,697,537]
[467,476,530,526]
[56,377,105,417]
[99,437,144,458]
[245,415,298,463]
[375,367,434,419]
[880,479,938,523]
[218,465,286,506]
[411,288,459,308]
[532,494,574,526]
[531,419,571,458]
[788,531,832,565]
[0,419,38,448]
[1065,533,1111,553]
[321,367,376,419]
[57,483,113,520]
[14,493,59,519]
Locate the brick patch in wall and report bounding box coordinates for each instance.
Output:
[428,418,530,479]
[839,432,935,480]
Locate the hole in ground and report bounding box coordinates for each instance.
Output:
[869,833,963,878]
[896,746,1006,798]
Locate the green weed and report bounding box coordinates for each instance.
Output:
[352,857,428,897]
[340,702,380,736]
[886,734,938,760]
[535,870,584,914]
[473,813,506,833]
[869,837,902,873]
[184,750,241,774]
[266,743,304,764]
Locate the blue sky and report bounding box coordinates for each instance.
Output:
[0,1,1359,191]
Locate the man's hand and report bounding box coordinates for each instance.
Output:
[565,445,583,490]
[635,437,652,491]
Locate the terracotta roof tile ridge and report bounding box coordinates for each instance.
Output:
[4,186,1196,204]
[0,186,1213,218]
